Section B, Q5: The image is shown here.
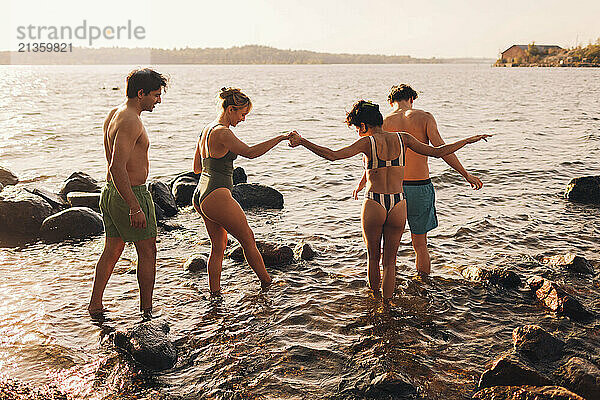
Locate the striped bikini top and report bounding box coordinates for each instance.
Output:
[365,133,405,170]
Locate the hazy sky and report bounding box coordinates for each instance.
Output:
[2,0,599,58]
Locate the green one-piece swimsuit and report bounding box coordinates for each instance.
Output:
[193,123,238,209]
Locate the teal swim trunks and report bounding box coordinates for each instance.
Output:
[403,179,438,235]
[99,181,157,242]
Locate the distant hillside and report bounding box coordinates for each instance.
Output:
[0,45,493,65]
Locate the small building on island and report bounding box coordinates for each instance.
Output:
[500,44,562,63]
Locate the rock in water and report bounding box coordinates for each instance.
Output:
[171,176,197,207]
[40,207,104,242]
[169,171,200,189]
[113,320,177,371]
[295,242,316,261]
[148,180,177,217]
[461,265,521,287]
[66,192,101,211]
[183,254,207,273]
[0,183,3,193]
[229,241,294,267]
[233,167,247,185]
[478,353,552,389]
[527,276,593,320]
[0,186,54,235]
[558,357,600,400]
[26,188,69,212]
[564,176,600,204]
[512,325,564,362]
[0,166,19,186]
[231,183,284,210]
[59,172,101,195]
[473,385,585,400]
[540,253,594,274]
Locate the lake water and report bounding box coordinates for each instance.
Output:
[0,64,599,399]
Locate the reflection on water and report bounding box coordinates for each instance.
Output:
[0,64,599,399]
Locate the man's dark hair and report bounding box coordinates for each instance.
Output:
[388,84,418,103]
[345,100,383,128]
[126,68,168,98]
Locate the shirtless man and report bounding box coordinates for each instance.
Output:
[88,68,167,318]
[382,84,483,275]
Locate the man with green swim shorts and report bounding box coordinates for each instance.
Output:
[383,84,483,276]
[88,68,167,319]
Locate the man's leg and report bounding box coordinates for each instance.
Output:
[133,237,157,312]
[89,236,126,312]
[411,233,430,275]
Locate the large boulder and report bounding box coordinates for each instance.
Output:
[232,183,284,210]
[527,276,593,320]
[59,172,101,196]
[0,186,54,235]
[512,325,564,362]
[564,176,600,204]
[558,357,600,400]
[112,320,177,371]
[171,176,197,207]
[233,167,247,185]
[478,353,552,389]
[461,266,521,287]
[540,253,594,274]
[473,385,585,400]
[169,171,200,189]
[40,207,103,242]
[229,241,294,267]
[148,180,177,217]
[26,188,69,212]
[0,166,18,186]
[66,192,101,211]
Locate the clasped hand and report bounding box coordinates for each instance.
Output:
[286,130,302,147]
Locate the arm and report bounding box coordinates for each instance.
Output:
[400,132,490,159]
[193,137,202,174]
[221,128,288,159]
[291,133,369,161]
[353,169,367,200]
[426,114,483,189]
[108,118,146,229]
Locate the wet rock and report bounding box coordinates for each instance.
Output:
[169,171,200,189]
[154,203,165,221]
[59,172,101,196]
[231,183,284,210]
[0,377,68,400]
[0,186,54,235]
[112,320,177,371]
[564,176,600,204]
[295,242,316,261]
[478,353,552,389]
[172,176,197,207]
[512,325,564,362]
[461,265,521,287]
[66,191,101,211]
[148,180,177,217]
[0,183,3,192]
[26,188,69,212]
[183,254,207,273]
[527,276,593,320]
[0,166,19,186]
[229,240,294,267]
[40,207,104,242]
[338,371,417,398]
[233,166,247,185]
[473,385,585,400]
[558,357,600,400]
[540,253,594,274]
[157,221,184,232]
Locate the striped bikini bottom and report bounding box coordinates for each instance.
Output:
[366,192,405,214]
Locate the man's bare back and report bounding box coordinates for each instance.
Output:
[103,106,150,186]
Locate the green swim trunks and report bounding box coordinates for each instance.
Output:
[403,179,438,235]
[99,181,157,242]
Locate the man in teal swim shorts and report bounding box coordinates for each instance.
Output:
[88,68,167,319]
[383,84,483,275]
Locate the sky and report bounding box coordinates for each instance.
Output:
[1,0,599,58]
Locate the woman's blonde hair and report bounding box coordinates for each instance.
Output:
[218,87,252,112]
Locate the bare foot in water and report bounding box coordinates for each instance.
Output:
[88,306,107,316]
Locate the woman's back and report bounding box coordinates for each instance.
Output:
[366,132,405,194]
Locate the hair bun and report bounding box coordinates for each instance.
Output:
[219,87,241,99]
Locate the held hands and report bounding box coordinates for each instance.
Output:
[287,130,303,147]
[466,134,493,144]
[129,207,147,229]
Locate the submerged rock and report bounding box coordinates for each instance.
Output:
[183,254,207,273]
[564,176,600,204]
[0,166,19,186]
[233,166,247,185]
[473,385,585,400]
[512,325,564,362]
[337,371,417,399]
[527,276,593,320]
[0,186,54,235]
[478,353,552,389]
[26,188,69,212]
[461,265,521,287]
[229,241,294,267]
[67,191,101,211]
[558,357,600,400]
[59,172,101,196]
[232,183,284,210]
[172,176,197,207]
[40,207,104,242]
[148,180,177,217]
[112,320,177,371]
[295,242,316,261]
[540,253,594,274]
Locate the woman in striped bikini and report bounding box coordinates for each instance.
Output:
[289,100,490,298]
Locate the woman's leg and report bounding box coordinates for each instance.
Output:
[382,201,407,298]
[361,199,387,295]
[201,214,228,294]
[201,189,271,285]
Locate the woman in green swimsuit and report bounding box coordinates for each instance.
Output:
[192,87,290,294]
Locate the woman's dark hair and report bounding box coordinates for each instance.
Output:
[387,84,418,103]
[126,68,168,98]
[219,87,252,111]
[345,100,383,128]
